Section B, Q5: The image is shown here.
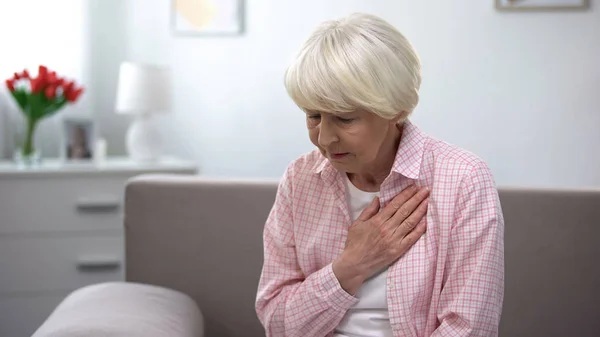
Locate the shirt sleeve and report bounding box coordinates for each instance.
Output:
[255,164,358,337]
[431,162,505,336]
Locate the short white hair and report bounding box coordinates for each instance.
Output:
[284,13,422,121]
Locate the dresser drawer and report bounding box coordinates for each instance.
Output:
[0,292,69,337]
[0,233,124,294]
[0,175,131,233]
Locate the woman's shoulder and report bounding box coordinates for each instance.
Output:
[285,149,326,175]
[422,137,495,183]
[279,149,327,187]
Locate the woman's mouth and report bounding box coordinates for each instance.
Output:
[330,153,349,160]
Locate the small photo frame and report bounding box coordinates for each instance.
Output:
[171,0,244,36]
[60,117,96,163]
[496,0,589,11]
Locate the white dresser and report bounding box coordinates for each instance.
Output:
[0,157,197,337]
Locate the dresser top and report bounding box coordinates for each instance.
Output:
[0,157,198,177]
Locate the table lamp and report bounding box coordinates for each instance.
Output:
[115,62,172,161]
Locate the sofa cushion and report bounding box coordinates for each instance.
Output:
[32,282,204,337]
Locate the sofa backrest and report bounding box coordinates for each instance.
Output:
[499,187,600,337]
[124,175,600,337]
[125,175,276,337]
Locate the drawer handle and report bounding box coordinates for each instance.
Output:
[76,198,121,213]
[76,256,122,271]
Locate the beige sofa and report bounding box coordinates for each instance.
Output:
[34,174,600,337]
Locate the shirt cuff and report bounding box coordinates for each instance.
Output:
[317,263,359,311]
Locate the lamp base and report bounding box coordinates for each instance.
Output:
[125,114,163,161]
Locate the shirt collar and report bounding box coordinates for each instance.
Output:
[390,119,426,179]
[314,119,426,180]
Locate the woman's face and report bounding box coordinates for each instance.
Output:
[306,109,401,174]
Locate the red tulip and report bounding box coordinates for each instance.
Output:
[5,79,15,92]
[30,77,45,93]
[38,65,48,80]
[13,72,20,80]
[65,87,84,102]
[47,71,58,85]
[45,85,57,99]
[62,80,74,94]
[22,69,30,79]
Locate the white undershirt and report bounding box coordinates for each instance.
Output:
[334,176,393,337]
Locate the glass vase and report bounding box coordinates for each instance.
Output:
[13,147,42,167]
[12,119,42,167]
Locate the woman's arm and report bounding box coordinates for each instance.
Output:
[432,162,505,336]
[255,166,358,337]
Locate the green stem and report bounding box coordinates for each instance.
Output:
[23,118,38,156]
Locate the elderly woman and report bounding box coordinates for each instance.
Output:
[255,13,504,337]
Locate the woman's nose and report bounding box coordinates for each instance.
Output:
[318,120,339,148]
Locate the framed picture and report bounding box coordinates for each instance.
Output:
[60,117,96,163]
[171,0,244,36]
[496,0,589,11]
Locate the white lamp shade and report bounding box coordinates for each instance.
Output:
[115,62,172,115]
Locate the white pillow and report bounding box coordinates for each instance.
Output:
[32,282,204,337]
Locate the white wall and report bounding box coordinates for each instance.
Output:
[128,0,600,187]
[87,0,131,156]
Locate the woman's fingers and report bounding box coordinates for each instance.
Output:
[357,196,380,222]
[374,185,419,222]
[396,216,427,251]
[385,187,429,227]
[392,198,428,240]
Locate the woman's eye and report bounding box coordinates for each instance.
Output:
[337,117,355,123]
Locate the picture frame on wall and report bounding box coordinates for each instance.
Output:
[496,0,589,11]
[60,116,96,163]
[171,0,244,36]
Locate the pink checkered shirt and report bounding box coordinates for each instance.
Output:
[255,120,504,337]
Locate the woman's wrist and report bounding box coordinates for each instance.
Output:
[332,254,366,296]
